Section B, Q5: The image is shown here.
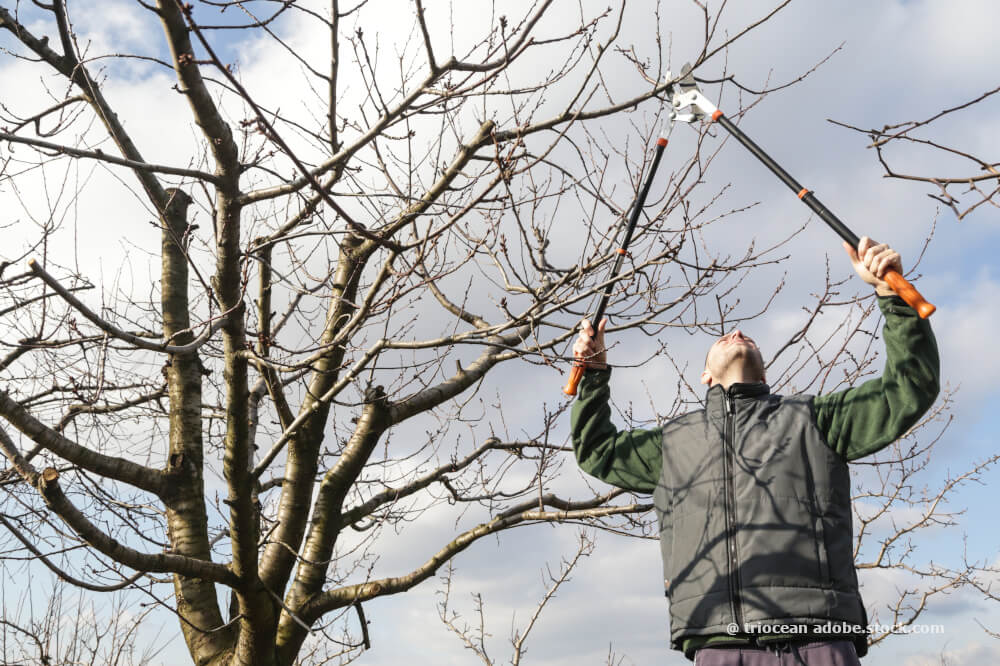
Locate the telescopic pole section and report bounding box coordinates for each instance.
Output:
[710,111,935,319]
[563,137,669,396]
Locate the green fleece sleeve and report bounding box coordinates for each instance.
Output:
[570,368,662,494]
[813,295,940,461]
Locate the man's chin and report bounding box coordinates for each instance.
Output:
[722,352,764,376]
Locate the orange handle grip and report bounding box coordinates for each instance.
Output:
[562,357,586,396]
[883,269,935,318]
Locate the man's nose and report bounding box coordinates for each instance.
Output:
[731,329,745,341]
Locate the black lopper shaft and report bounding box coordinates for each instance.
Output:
[713,114,859,246]
[564,137,668,396]
[592,138,669,325]
[710,111,934,318]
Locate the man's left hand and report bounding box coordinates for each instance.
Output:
[843,236,901,297]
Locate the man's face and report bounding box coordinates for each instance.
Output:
[701,329,765,386]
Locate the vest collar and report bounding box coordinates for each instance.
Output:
[705,382,771,435]
[705,381,771,401]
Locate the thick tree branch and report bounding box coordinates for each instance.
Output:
[159,189,235,659]
[251,338,386,480]
[299,492,649,623]
[157,0,240,173]
[0,427,233,585]
[0,131,220,183]
[275,387,391,660]
[0,4,171,209]
[36,467,237,585]
[389,326,529,425]
[0,391,164,495]
[258,232,369,619]
[27,259,227,354]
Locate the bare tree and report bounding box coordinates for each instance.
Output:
[436,530,595,666]
[0,574,168,665]
[0,1,995,664]
[852,392,1000,646]
[830,86,1000,220]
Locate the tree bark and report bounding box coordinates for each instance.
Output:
[259,232,369,598]
[275,386,390,662]
[160,189,236,664]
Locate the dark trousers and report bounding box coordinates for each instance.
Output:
[694,641,862,666]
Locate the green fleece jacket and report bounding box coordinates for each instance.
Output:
[570,295,940,658]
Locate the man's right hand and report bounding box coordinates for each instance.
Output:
[573,318,608,369]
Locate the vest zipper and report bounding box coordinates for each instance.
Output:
[723,392,744,628]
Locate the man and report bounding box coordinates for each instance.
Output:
[570,238,939,664]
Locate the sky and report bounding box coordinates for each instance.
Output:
[1,0,999,664]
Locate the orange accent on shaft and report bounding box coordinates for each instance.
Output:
[656,137,668,147]
[797,188,810,199]
[616,248,626,255]
[711,110,723,121]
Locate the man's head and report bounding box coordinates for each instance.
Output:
[700,329,766,389]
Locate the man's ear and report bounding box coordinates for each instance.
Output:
[700,369,712,386]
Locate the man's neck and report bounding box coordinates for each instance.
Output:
[713,375,764,391]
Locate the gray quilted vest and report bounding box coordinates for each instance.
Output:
[653,382,868,656]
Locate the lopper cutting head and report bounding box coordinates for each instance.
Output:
[666,63,717,124]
